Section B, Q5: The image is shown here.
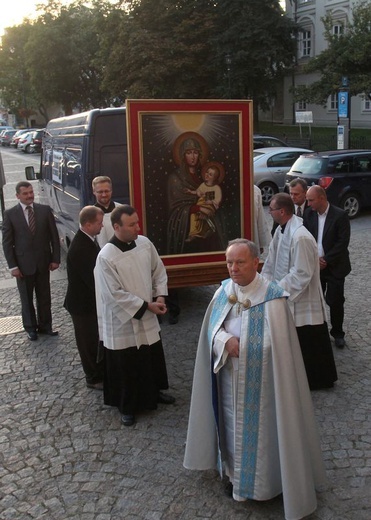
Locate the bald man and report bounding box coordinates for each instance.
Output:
[304,186,351,349]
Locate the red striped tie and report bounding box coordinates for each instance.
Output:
[26,205,36,234]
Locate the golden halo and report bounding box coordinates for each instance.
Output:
[172,131,210,167]
[201,161,225,185]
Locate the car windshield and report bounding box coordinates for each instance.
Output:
[290,156,324,175]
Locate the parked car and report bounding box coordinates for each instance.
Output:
[29,129,45,153]
[18,131,40,153]
[285,149,371,219]
[253,134,288,149]
[10,129,36,148]
[1,129,17,146]
[0,125,14,133]
[254,147,313,205]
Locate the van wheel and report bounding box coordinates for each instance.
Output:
[340,192,360,219]
[259,182,278,205]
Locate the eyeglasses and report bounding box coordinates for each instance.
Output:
[269,207,282,212]
[95,190,112,194]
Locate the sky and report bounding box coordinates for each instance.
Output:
[0,0,70,36]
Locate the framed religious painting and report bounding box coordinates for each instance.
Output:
[126,99,253,288]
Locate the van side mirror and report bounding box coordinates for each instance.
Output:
[25,166,41,180]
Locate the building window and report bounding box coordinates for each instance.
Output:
[332,24,344,36]
[329,93,338,111]
[299,30,312,58]
[297,101,307,111]
[363,97,371,111]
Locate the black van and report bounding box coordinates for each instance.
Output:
[26,107,129,249]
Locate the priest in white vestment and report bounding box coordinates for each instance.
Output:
[262,193,337,390]
[92,175,122,247]
[184,239,326,520]
[94,205,175,427]
[253,185,271,254]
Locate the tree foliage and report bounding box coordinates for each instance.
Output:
[0,0,297,121]
[294,2,371,105]
[25,0,111,115]
[0,24,38,124]
[98,0,218,99]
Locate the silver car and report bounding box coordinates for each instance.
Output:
[253,147,313,205]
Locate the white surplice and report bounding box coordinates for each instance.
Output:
[262,214,327,326]
[183,274,326,520]
[96,201,121,248]
[253,185,271,253]
[94,235,168,350]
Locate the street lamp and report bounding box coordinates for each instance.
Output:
[225,54,232,98]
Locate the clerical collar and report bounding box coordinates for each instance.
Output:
[110,235,136,252]
[95,200,116,213]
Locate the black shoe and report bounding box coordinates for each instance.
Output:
[27,331,38,341]
[168,314,179,325]
[86,382,103,390]
[38,329,59,336]
[224,481,233,497]
[334,337,345,349]
[121,414,135,426]
[157,391,176,404]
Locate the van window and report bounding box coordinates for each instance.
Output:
[51,146,82,226]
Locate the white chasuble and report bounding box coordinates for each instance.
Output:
[184,274,326,520]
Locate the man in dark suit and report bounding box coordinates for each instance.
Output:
[304,185,351,348]
[271,177,309,236]
[64,206,104,390]
[2,181,60,341]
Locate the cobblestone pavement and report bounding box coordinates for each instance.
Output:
[1,148,371,519]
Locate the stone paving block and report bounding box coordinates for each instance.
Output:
[1,209,371,519]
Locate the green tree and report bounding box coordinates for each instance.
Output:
[98,0,217,99]
[24,0,111,115]
[294,2,371,105]
[98,0,296,124]
[0,0,297,122]
[0,23,38,125]
[211,0,297,122]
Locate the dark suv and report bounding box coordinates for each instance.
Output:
[285,149,371,218]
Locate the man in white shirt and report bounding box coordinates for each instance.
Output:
[271,177,309,235]
[289,177,308,217]
[64,206,104,390]
[304,185,351,348]
[92,175,121,247]
[2,181,60,340]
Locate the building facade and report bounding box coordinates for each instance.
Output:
[281,0,371,128]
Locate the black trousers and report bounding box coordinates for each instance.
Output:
[71,313,104,384]
[296,323,338,390]
[103,341,169,415]
[320,272,345,339]
[17,270,52,333]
